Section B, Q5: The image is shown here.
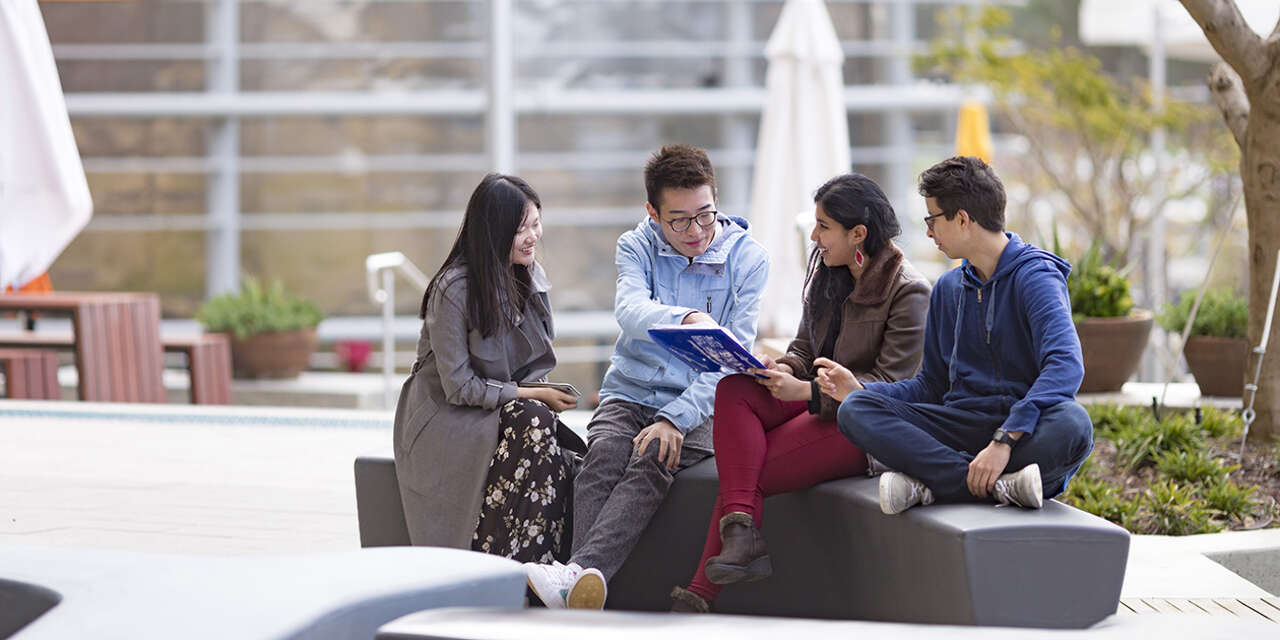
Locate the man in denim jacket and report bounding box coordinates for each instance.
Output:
[525,144,769,609]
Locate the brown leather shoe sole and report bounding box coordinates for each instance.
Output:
[704,554,773,585]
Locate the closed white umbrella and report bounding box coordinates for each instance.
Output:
[0,0,92,291]
[748,0,850,339]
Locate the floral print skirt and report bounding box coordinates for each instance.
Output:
[470,397,572,563]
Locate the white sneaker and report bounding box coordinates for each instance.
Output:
[993,463,1043,509]
[524,561,607,610]
[878,471,934,515]
[525,561,570,609]
[866,453,892,476]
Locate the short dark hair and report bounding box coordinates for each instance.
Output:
[421,173,540,336]
[644,144,717,212]
[917,156,1006,232]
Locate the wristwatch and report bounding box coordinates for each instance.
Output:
[991,428,1018,447]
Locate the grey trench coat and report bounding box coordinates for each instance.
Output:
[393,261,586,548]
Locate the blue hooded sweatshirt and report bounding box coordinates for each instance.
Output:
[862,233,1083,434]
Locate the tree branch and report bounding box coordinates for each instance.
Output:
[1179,0,1267,82]
[1208,62,1250,148]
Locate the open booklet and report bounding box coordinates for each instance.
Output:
[517,380,582,398]
[646,322,766,377]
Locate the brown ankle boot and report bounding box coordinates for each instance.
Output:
[703,512,772,585]
[669,586,710,613]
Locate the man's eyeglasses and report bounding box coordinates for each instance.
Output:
[665,210,718,233]
[923,211,947,231]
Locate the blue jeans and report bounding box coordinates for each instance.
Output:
[837,391,1093,503]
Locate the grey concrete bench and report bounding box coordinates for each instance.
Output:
[355,452,1129,628]
[0,545,524,640]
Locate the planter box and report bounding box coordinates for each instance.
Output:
[1183,335,1250,398]
[1075,310,1153,393]
[229,328,317,379]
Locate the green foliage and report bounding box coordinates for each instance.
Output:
[1153,449,1233,485]
[1060,473,1140,529]
[1200,477,1256,522]
[918,6,1235,267]
[1157,288,1249,339]
[1199,407,1244,440]
[1067,404,1261,535]
[1086,403,1148,440]
[195,277,324,339]
[1139,481,1223,535]
[1112,412,1204,471]
[1068,243,1134,319]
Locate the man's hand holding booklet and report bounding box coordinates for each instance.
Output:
[646,321,767,378]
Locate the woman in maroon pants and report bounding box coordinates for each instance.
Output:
[669,173,931,612]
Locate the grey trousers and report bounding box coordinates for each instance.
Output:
[570,398,713,581]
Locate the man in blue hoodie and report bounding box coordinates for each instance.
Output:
[525,144,770,607]
[824,156,1092,515]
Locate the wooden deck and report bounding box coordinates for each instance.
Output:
[1119,598,1280,622]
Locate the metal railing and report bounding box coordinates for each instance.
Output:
[365,251,430,408]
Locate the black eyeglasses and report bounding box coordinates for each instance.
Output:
[665,210,718,233]
[923,211,947,231]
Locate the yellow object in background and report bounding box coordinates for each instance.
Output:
[955,100,993,163]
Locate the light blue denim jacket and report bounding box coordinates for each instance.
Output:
[599,214,770,434]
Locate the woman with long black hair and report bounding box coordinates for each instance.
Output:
[393,173,586,564]
[669,172,931,612]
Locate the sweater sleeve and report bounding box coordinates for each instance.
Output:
[1001,267,1084,434]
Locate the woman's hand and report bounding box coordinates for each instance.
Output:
[748,368,809,402]
[813,357,862,402]
[753,353,794,376]
[517,386,579,412]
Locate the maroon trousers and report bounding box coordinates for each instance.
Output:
[686,374,868,603]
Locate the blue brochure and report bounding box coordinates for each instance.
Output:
[646,323,766,377]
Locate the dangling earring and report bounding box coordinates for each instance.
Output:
[854,248,865,267]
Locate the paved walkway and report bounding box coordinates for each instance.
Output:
[1,400,1275,626]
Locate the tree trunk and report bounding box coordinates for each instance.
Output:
[1241,69,1280,442]
[1180,0,1280,442]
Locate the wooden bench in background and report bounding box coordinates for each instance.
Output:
[0,292,165,403]
[161,334,232,404]
[0,348,61,400]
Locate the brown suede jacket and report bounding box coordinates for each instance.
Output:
[776,243,931,420]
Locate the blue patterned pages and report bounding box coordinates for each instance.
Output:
[647,323,767,378]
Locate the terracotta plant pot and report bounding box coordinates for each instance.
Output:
[227,328,317,379]
[1182,335,1250,398]
[1075,310,1153,393]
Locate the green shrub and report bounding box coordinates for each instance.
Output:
[1157,288,1249,339]
[1201,477,1256,522]
[1140,481,1223,535]
[1061,474,1140,529]
[1199,407,1244,440]
[1153,449,1232,485]
[1113,413,1205,470]
[196,277,324,340]
[1068,244,1134,319]
[1087,404,1148,440]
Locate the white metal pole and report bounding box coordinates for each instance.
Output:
[487,0,515,173]
[1144,3,1168,381]
[206,0,241,297]
[382,268,397,409]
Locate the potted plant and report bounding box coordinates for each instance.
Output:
[1158,288,1250,398]
[1068,246,1152,393]
[196,278,324,379]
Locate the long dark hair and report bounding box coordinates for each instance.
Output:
[803,173,902,321]
[420,173,541,337]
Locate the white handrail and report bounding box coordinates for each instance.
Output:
[365,252,430,408]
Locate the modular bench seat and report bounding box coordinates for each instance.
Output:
[0,545,525,640]
[355,452,1129,629]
